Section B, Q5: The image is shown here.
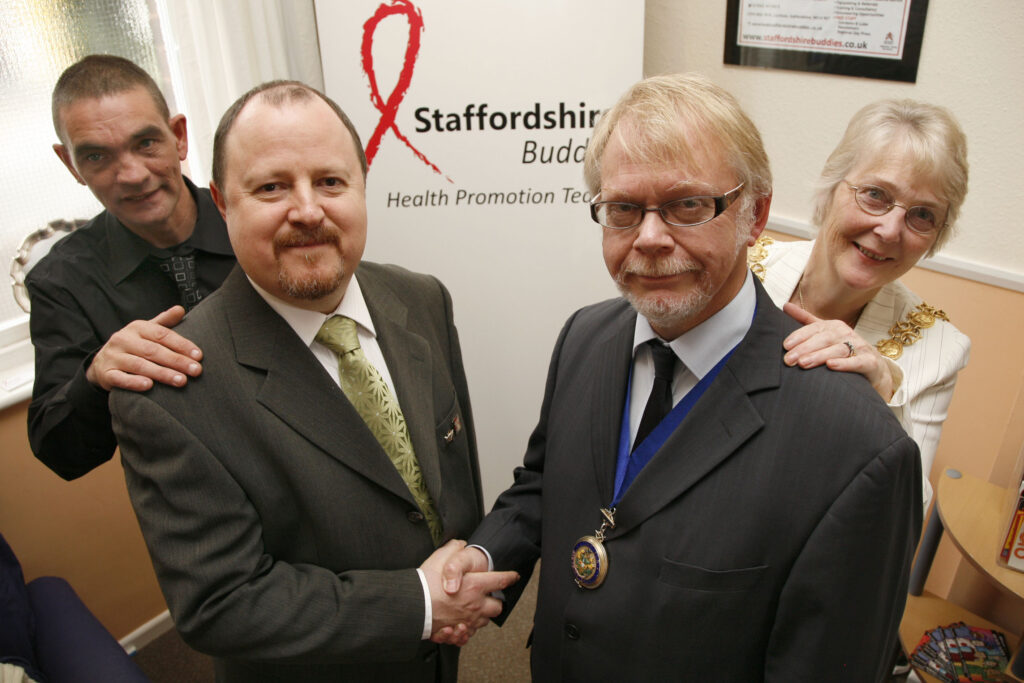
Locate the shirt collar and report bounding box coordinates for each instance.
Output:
[108,177,232,283]
[184,178,234,256]
[248,274,376,347]
[632,270,756,379]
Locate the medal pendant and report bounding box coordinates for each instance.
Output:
[571,535,608,589]
[570,507,615,589]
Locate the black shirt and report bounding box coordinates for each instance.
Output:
[26,178,236,480]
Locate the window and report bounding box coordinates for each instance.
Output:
[0,0,172,406]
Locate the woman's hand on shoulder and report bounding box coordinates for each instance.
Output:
[781,302,895,401]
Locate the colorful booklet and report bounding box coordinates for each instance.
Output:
[999,443,1024,573]
[999,478,1024,572]
[909,622,1013,682]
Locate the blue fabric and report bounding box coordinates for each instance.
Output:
[0,533,45,682]
[612,346,737,508]
[27,577,149,683]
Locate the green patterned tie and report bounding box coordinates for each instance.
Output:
[316,315,442,545]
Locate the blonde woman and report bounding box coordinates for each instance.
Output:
[750,99,970,513]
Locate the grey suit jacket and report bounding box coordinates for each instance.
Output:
[470,278,922,682]
[112,262,483,683]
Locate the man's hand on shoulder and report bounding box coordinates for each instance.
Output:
[85,305,203,392]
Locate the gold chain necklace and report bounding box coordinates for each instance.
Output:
[875,303,950,359]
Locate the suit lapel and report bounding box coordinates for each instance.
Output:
[610,282,782,537]
[223,268,416,504]
[586,304,637,506]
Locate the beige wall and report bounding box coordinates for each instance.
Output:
[904,263,1024,635]
[0,401,164,639]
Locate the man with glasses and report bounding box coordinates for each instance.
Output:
[441,74,921,682]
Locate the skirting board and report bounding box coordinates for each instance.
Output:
[768,215,1024,294]
[119,609,174,655]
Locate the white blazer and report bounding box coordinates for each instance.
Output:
[752,237,970,512]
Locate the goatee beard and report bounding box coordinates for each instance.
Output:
[274,225,346,300]
[614,254,712,330]
[279,266,345,301]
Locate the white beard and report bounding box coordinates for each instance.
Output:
[614,258,713,332]
[614,230,748,332]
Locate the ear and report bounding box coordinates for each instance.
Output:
[53,144,86,185]
[169,113,188,161]
[746,193,772,246]
[209,181,228,221]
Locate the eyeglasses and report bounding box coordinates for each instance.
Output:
[590,183,744,230]
[844,181,946,236]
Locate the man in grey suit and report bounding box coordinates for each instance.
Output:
[111,81,516,682]
[443,74,922,681]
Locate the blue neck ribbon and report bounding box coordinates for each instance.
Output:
[610,342,739,508]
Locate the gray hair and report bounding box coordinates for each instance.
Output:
[813,99,968,255]
[584,73,772,223]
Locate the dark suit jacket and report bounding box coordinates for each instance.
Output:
[470,279,922,683]
[111,262,483,683]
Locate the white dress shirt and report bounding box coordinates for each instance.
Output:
[249,274,435,640]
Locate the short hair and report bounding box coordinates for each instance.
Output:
[52,54,170,142]
[812,99,969,255]
[212,80,367,189]
[583,73,772,221]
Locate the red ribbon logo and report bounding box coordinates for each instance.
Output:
[361,0,451,181]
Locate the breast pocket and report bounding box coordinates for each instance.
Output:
[435,399,465,451]
[658,558,767,592]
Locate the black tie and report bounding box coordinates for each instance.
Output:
[157,251,204,310]
[634,341,677,452]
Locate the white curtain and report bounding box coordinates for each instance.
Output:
[157,0,325,186]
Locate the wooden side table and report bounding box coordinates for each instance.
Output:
[900,469,1024,682]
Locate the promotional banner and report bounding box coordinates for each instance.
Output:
[315,0,643,501]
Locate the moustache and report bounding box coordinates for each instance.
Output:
[273,225,341,253]
[620,254,701,278]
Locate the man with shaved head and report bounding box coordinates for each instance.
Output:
[28,54,236,480]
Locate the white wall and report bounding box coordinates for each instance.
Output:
[645,0,1024,283]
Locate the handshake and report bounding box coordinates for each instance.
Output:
[420,539,518,646]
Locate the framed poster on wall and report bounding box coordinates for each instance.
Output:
[724,0,930,82]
